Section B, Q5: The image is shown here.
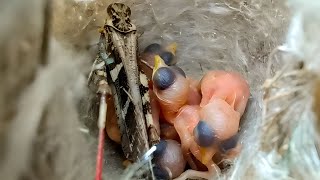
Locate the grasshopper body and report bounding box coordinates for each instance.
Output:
[88,3,160,179]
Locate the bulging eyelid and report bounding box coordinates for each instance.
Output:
[193,120,215,147]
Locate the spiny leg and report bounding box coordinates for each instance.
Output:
[88,30,114,86]
[87,57,106,85]
[87,59,109,180]
[93,56,115,180]
[88,30,114,180]
[87,56,108,180]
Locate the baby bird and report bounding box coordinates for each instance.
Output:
[152,55,190,124]
[139,43,178,79]
[173,103,240,180]
[191,70,249,165]
[153,139,187,179]
[215,134,242,165]
[186,77,202,105]
[218,133,240,154]
[174,71,250,180]
[173,105,201,170]
[160,122,180,141]
[199,70,250,116]
[141,42,178,66]
[199,98,241,141]
[191,98,240,167]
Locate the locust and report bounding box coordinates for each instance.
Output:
[87,3,160,180]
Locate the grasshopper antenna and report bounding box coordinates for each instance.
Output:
[95,80,111,180]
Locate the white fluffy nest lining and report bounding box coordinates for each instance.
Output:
[0,0,320,180]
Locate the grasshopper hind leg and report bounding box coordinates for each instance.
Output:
[87,57,106,86]
[87,32,114,89]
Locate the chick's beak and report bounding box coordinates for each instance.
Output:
[165,42,177,56]
[152,55,167,78]
[199,147,215,165]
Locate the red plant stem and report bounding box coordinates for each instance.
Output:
[95,128,105,180]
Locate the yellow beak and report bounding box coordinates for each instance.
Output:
[165,42,177,56]
[199,147,215,165]
[152,55,166,78]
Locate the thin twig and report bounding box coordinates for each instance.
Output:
[40,0,52,65]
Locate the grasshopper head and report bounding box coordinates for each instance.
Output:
[107,3,135,32]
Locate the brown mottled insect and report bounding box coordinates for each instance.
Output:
[88,3,159,180]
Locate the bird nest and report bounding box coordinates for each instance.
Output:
[1,0,320,180]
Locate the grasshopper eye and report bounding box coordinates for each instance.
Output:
[153,67,176,90]
[144,43,162,54]
[159,51,175,66]
[193,120,215,147]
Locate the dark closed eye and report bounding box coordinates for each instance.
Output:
[152,67,176,90]
[143,43,162,54]
[153,165,170,180]
[219,134,239,153]
[193,120,215,147]
[159,51,175,66]
[153,139,167,158]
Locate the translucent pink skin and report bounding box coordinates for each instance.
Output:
[160,123,180,141]
[173,100,241,180]
[189,141,218,166]
[188,98,240,169]
[173,71,250,180]
[200,98,241,141]
[153,70,190,124]
[155,140,187,178]
[173,105,201,170]
[186,77,202,105]
[200,70,250,116]
[157,71,250,179]
[172,105,221,171]
[174,150,220,180]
